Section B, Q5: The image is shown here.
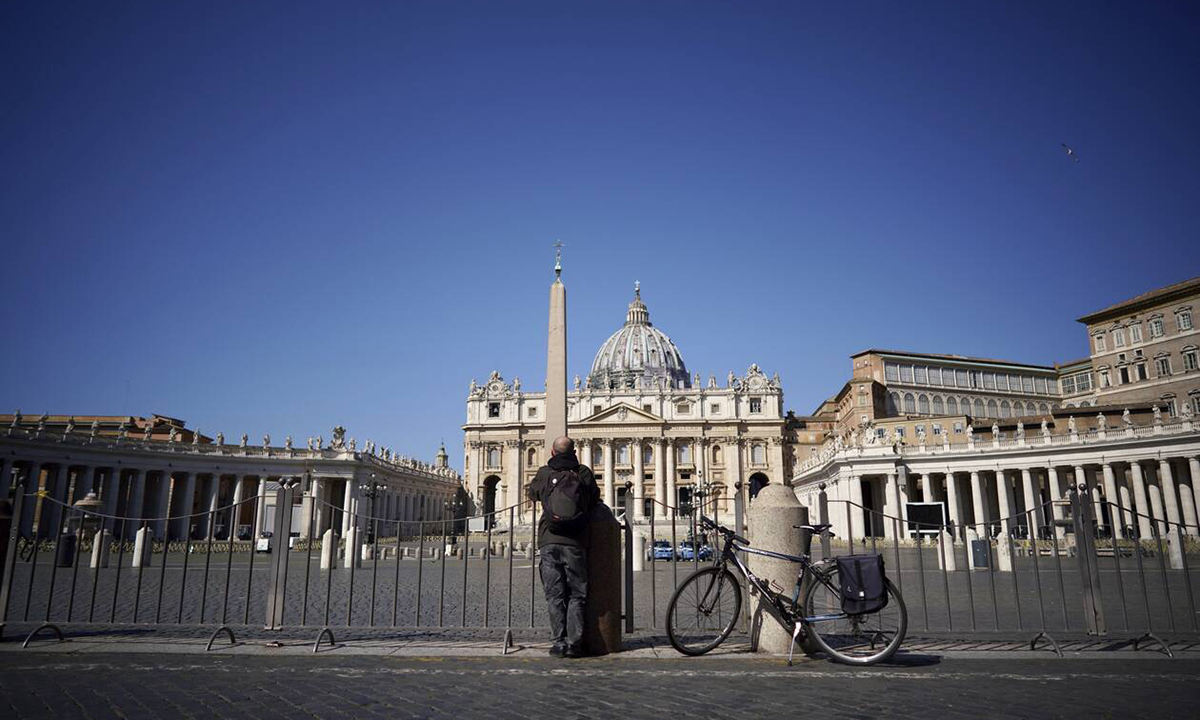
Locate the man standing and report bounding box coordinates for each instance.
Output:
[527,435,599,658]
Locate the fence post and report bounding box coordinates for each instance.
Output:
[264,481,296,631]
[818,483,831,558]
[1070,484,1106,635]
[734,481,744,540]
[622,482,634,633]
[0,484,25,637]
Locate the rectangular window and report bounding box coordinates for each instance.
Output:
[895,427,905,438]
[1034,376,1046,394]
[1156,357,1171,376]
[643,404,653,412]
[1184,351,1198,371]
[1077,373,1092,392]
[1095,335,1107,352]
[677,402,691,415]
[915,424,925,436]
[953,422,964,433]
[710,403,720,414]
[594,404,602,415]
[914,366,928,384]
[900,365,913,383]
[528,406,538,418]
[488,403,500,418]
[1119,367,1130,384]
[983,372,996,390]
[749,398,763,414]
[1062,376,1076,395]
[1113,328,1126,347]
[1150,319,1164,338]
[1100,370,1111,388]
[1164,399,1177,417]
[1022,376,1034,393]
[885,362,899,382]
[1130,324,1142,343]
[932,423,943,435]
[928,367,942,385]
[1180,311,1194,331]
[955,369,968,386]
[1137,363,1148,381]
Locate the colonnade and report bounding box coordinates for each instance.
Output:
[823,454,1200,542]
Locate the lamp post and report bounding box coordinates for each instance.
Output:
[359,476,382,545]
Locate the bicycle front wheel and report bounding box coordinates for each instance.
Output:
[801,566,906,665]
[666,566,743,656]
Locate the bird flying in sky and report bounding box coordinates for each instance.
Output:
[1061,143,1079,162]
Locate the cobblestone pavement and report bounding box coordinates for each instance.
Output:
[1,653,1199,720]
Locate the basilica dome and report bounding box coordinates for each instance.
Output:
[588,283,690,390]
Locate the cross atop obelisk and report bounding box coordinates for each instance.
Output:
[545,242,568,448]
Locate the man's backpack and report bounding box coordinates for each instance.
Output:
[543,469,589,534]
[836,554,889,615]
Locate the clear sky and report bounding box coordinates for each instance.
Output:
[3,1,1198,469]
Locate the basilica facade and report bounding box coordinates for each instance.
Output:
[462,285,790,523]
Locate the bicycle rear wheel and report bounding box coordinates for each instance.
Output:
[666,566,742,656]
[801,566,906,665]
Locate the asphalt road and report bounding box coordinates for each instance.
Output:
[1,653,1198,720]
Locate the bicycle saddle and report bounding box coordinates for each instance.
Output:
[795,523,832,533]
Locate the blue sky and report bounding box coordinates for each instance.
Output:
[3,1,1198,469]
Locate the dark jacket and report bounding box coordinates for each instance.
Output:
[526,450,600,548]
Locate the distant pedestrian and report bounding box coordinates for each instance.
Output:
[527,435,599,658]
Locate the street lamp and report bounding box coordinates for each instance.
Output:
[359,476,383,544]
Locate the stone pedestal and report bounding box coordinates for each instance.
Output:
[631,533,645,572]
[1166,533,1185,570]
[132,526,153,568]
[747,483,807,654]
[89,529,112,569]
[996,535,1014,572]
[583,504,622,656]
[344,527,361,568]
[936,530,957,571]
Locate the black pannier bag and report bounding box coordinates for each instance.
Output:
[836,554,889,615]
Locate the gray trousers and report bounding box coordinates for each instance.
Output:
[539,544,588,648]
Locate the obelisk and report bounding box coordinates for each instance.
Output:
[545,242,568,447]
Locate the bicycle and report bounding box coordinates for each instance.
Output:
[665,515,907,665]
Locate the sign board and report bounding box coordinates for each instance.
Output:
[468,517,486,533]
[904,501,947,537]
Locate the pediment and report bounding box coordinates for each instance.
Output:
[580,402,664,424]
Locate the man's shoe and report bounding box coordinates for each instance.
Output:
[564,645,584,659]
[549,643,565,657]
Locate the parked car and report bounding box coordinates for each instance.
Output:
[648,540,675,561]
[676,543,713,561]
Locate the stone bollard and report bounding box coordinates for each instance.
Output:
[362,543,373,561]
[344,527,361,568]
[631,533,645,572]
[583,503,622,656]
[132,526,153,568]
[936,529,957,571]
[320,529,337,569]
[996,534,1014,572]
[90,529,112,569]
[747,483,807,654]
[1166,533,1185,570]
[498,542,507,558]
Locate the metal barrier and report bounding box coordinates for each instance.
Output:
[814,483,1199,656]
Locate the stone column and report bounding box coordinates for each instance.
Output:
[341,478,354,534]
[0,457,11,500]
[1190,457,1200,536]
[254,476,271,539]
[43,465,70,538]
[101,469,122,517]
[17,463,41,535]
[730,440,744,531]
[172,472,195,541]
[75,465,96,502]
[1073,465,1094,530]
[653,439,667,519]
[1101,464,1124,539]
[1159,459,1182,531]
[202,474,220,538]
[125,469,146,539]
[1173,459,1198,536]
[544,270,568,448]
[747,483,807,654]
[769,437,785,486]
[995,470,1015,535]
[602,440,615,509]
[1021,468,1043,536]
[1130,462,1153,538]
[511,440,524,518]
[631,439,644,520]
[1046,467,1065,522]
[917,473,930,503]
[154,471,172,540]
[884,472,900,538]
[847,474,864,539]
[665,439,677,513]
[968,471,986,535]
[229,475,245,538]
[299,475,316,539]
[945,472,963,541]
[1116,466,1135,533]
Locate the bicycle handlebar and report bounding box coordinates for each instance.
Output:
[700,515,748,545]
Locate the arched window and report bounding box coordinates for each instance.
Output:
[711,444,722,465]
[643,444,653,465]
[751,444,765,464]
[1000,400,1011,418]
[678,443,691,465]
[947,397,958,415]
[918,394,930,414]
[932,395,944,415]
[973,398,985,417]
[903,393,916,413]
[527,447,536,466]
[888,392,900,414]
[987,399,998,417]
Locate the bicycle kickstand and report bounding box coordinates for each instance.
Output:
[787,622,802,666]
